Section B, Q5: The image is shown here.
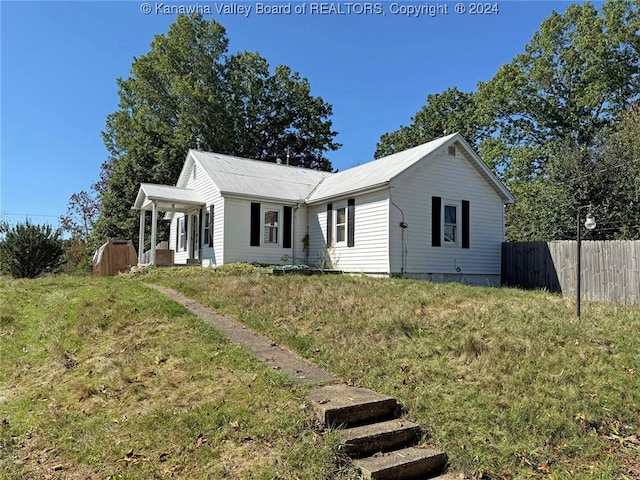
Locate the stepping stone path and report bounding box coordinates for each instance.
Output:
[309,384,458,480]
[149,285,459,478]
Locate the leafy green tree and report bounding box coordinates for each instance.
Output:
[375,87,484,158]
[0,214,8,237]
[376,2,639,241]
[580,103,640,239]
[95,14,339,246]
[0,220,64,278]
[476,0,639,152]
[59,191,100,273]
[505,104,640,241]
[59,190,99,243]
[474,0,640,240]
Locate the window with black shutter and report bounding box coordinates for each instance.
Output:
[347,198,355,248]
[326,203,333,246]
[250,202,261,247]
[283,206,292,249]
[431,196,441,247]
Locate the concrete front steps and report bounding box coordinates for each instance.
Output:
[309,384,453,480]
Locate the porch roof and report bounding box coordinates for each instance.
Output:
[133,183,205,212]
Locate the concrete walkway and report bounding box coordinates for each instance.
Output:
[148,284,339,385]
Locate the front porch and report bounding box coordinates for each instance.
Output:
[133,183,205,266]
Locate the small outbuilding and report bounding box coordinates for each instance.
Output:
[92,239,138,276]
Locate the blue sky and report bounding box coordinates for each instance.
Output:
[1,0,574,229]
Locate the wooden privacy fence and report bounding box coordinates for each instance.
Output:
[502,241,640,306]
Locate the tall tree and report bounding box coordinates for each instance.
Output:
[476,0,639,152]
[59,191,99,244]
[474,0,640,240]
[59,190,100,273]
[375,87,484,158]
[94,14,339,247]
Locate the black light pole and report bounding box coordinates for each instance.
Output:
[577,205,596,318]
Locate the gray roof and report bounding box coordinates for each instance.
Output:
[306,134,458,203]
[143,133,513,211]
[133,183,205,211]
[191,151,333,203]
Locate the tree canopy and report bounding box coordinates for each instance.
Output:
[0,220,64,278]
[374,87,484,159]
[94,14,339,246]
[376,0,640,240]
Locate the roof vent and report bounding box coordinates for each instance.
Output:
[448,146,456,156]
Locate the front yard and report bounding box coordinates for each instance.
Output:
[1,268,639,478]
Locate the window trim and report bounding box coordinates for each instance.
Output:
[203,210,210,247]
[330,198,355,248]
[263,208,280,246]
[443,200,461,247]
[178,216,187,251]
[335,204,347,244]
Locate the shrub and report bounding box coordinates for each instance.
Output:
[0,220,64,278]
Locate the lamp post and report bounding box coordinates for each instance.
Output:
[577,205,596,318]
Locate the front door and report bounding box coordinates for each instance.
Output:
[190,214,200,261]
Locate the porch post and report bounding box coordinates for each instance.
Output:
[151,201,158,266]
[138,209,145,266]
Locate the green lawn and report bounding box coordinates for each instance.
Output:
[2,269,639,479]
[0,275,353,480]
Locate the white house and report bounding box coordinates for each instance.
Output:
[133,133,515,285]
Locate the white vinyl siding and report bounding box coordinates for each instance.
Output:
[223,197,301,265]
[170,158,224,266]
[389,143,505,276]
[308,190,389,273]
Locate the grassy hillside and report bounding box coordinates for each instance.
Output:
[0,275,352,480]
[2,269,639,479]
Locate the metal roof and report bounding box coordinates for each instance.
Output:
[306,133,514,204]
[191,151,333,203]
[133,183,205,211]
[306,134,457,203]
[134,133,513,212]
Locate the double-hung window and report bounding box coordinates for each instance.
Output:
[444,204,458,244]
[336,206,346,243]
[326,199,355,248]
[178,216,187,251]
[263,210,279,244]
[203,211,210,246]
[432,196,470,249]
[251,203,290,248]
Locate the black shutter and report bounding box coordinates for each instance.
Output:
[462,200,470,249]
[283,206,293,249]
[196,212,204,250]
[208,205,214,248]
[432,196,441,247]
[250,202,261,247]
[347,198,355,248]
[326,203,333,246]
